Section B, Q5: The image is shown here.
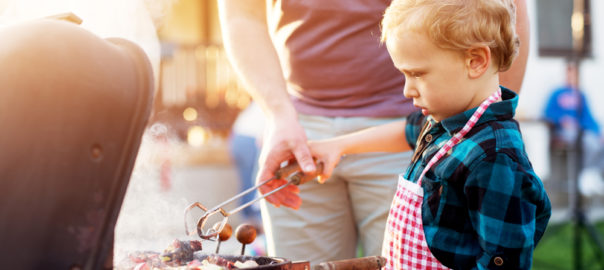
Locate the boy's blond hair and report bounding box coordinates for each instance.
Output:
[381,0,518,72]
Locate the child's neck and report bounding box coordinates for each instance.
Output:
[469,74,501,108]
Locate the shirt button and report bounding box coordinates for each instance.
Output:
[425,134,433,142]
[493,257,504,266]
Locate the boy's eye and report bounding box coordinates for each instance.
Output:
[410,72,423,78]
[401,70,424,79]
[404,71,423,78]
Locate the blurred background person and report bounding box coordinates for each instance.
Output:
[543,60,604,196]
[544,61,601,150]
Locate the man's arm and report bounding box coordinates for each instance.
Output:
[218,0,290,117]
[218,0,316,209]
[499,0,529,93]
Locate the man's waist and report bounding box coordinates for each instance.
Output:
[292,97,415,118]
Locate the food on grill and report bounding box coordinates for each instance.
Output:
[187,255,259,269]
[235,224,256,245]
[126,253,260,270]
[161,239,203,266]
[119,224,266,269]
[127,251,161,268]
[214,222,232,241]
[233,260,260,269]
[121,239,267,269]
[120,240,202,269]
[213,222,233,254]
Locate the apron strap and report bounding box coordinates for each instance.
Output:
[417,88,502,186]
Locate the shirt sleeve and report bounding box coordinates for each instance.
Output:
[579,92,601,136]
[542,89,560,125]
[464,152,549,269]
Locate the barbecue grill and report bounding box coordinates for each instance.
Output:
[0,19,154,269]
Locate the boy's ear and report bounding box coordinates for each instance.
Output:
[465,45,492,79]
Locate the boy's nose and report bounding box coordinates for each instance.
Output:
[403,82,418,98]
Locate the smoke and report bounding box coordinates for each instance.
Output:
[113,123,191,265]
[114,123,249,267]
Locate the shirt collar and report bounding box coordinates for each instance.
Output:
[439,86,518,136]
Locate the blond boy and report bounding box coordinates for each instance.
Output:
[308,0,551,269]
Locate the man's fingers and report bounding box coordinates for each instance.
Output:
[264,195,281,207]
[292,143,316,173]
[261,190,282,207]
[258,180,282,195]
[256,178,302,209]
[259,179,289,204]
[282,195,302,209]
[283,184,299,194]
[256,161,279,185]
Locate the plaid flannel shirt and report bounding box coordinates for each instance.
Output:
[404,87,551,269]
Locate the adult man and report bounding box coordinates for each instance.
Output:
[543,61,604,193]
[218,0,529,264]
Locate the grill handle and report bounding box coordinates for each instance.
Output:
[313,256,386,270]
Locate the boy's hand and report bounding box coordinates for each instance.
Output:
[308,139,345,184]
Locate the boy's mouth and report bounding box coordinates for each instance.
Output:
[414,104,429,116]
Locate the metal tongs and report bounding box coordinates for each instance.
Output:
[185,160,323,240]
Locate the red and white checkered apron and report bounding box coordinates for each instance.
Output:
[382,89,502,270]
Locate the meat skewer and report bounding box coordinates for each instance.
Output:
[213,222,233,254]
[235,224,257,256]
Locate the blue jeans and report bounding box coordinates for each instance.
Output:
[229,134,261,220]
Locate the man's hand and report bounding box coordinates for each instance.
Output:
[256,117,316,209]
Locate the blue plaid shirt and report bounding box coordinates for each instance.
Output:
[404,87,551,269]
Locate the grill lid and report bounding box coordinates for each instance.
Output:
[0,19,154,270]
